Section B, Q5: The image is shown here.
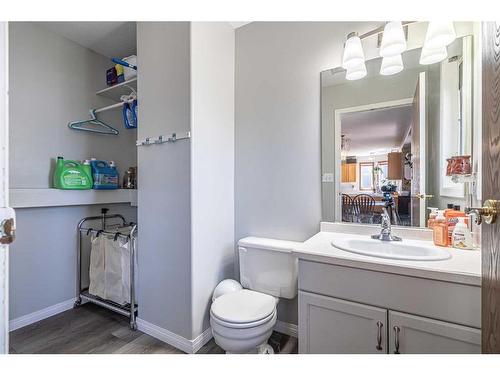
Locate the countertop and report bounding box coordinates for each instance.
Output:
[293,230,481,286]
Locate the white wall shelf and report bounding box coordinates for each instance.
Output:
[96,77,137,102]
[10,189,137,209]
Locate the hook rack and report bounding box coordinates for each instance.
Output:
[136,131,191,147]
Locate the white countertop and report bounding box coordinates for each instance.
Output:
[293,229,481,286]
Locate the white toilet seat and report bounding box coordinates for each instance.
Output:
[211,289,276,324]
[210,308,275,329]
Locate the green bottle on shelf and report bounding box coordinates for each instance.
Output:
[53,157,93,190]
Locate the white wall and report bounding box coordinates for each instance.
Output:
[190,22,235,338]
[8,22,138,320]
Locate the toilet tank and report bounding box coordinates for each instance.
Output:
[238,237,301,299]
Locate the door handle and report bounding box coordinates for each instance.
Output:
[393,326,401,354]
[465,199,499,225]
[376,321,383,351]
[414,193,434,200]
[0,218,16,245]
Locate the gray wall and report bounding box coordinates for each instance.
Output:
[190,22,235,338]
[234,22,379,325]
[9,22,137,188]
[9,204,137,319]
[8,23,137,320]
[137,22,192,339]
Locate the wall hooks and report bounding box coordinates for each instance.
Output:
[136,131,191,147]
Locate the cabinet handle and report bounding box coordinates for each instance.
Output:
[393,326,401,354]
[376,321,383,351]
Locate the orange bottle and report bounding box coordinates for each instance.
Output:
[445,205,468,246]
[433,210,448,247]
[427,207,438,229]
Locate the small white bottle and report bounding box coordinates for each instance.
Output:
[452,217,473,250]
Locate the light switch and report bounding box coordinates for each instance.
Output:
[322,173,334,183]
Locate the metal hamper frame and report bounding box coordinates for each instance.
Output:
[74,208,138,330]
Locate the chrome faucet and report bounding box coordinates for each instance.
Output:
[371,207,402,241]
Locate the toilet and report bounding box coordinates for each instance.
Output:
[210,237,301,354]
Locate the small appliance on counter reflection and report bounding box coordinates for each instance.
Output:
[123,166,137,189]
[446,155,471,176]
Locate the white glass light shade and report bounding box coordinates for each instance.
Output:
[342,33,365,70]
[419,45,448,65]
[380,22,407,57]
[345,62,367,80]
[424,22,456,49]
[380,54,404,75]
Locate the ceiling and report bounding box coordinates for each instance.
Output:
[341,105,413,156]
[37,22,137,58]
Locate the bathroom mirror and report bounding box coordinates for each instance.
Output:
[321,30,480,228]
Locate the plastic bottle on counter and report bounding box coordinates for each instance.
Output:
[427,207,438,229]
[433,210,448,247]
[452,217,473,250]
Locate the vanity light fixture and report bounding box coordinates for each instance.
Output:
[423,22,456,49]
[342,32,365,71]
[380,54,404,75]
[346,63,367,80]
[379,22,407,57]
[419,45,448,65]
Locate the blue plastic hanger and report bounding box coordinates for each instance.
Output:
[68,109,119,135]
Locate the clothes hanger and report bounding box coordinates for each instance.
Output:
[68,109,119,135]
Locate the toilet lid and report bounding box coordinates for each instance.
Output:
[211,290,276,324]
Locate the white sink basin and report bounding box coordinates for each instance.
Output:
[331,237,451,261]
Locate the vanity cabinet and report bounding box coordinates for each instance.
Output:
[299,291,387,354]
[298,259,481,354]
[388,311,481,354]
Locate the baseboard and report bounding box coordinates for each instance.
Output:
[274,320,298,338]
[9,298,75,332]
[136,318,213,354]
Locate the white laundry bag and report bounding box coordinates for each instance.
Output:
[88,235,105,299]
[88,228,138,306]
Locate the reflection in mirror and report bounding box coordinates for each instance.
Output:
[321,30,479,228]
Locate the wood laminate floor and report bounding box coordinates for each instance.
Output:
[9,303,297,354]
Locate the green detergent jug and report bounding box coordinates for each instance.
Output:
[53,157,93,189]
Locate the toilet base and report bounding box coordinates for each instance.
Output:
[225,343,274,354]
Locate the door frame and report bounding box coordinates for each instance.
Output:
[0,21,9,354]
[333,98,414,222]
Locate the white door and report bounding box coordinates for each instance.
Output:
[0,21,14,354]
[410,72,426,227]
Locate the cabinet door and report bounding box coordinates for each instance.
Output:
[341,162,348,182]
[347,163,357,182]
[388,311,481,354]
[299,291,387,354]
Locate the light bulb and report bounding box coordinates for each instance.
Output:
[419,45,448,65]
[424,22,456,49]
[380,54,404,75]
[342,32,365,70]
[345,62,367,80]
[380,22,407,57]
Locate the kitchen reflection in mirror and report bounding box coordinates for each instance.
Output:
[321,30,481,228]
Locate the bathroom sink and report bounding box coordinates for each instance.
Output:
[331,238,451,261]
